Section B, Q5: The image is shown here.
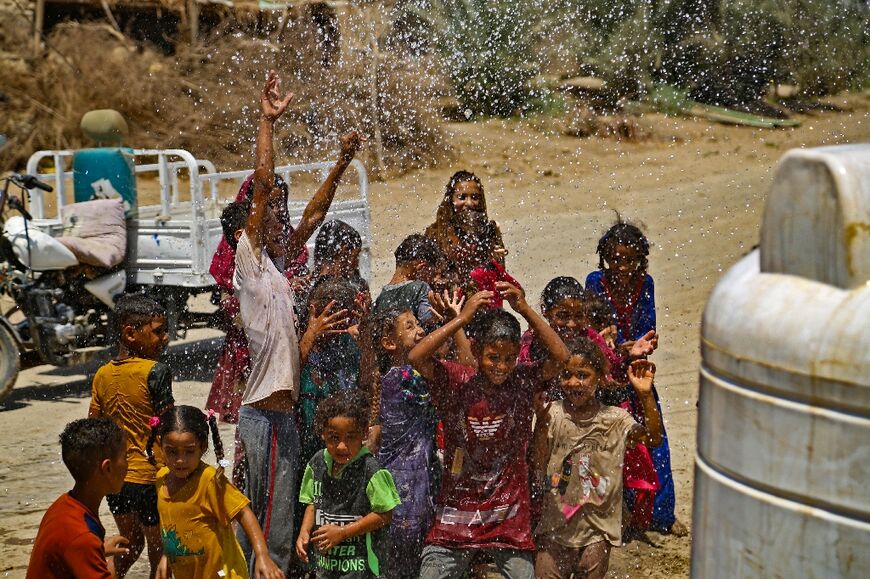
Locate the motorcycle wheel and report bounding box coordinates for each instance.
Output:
[0,323,20,403]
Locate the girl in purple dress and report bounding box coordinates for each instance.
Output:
[369,307,439,579]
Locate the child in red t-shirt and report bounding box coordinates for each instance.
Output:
[408,282,569,579]
[28,418,130,578]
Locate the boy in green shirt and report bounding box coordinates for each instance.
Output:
[296,389,400,578]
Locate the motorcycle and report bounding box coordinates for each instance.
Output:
[0,173,176,401]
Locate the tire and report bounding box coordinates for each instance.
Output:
[0,323,20,403]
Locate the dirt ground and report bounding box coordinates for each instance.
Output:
[1,93,868,578]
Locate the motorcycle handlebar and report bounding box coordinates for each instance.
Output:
[7,197,33,221]
[9,174,53,192]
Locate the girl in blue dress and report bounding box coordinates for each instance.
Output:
[585,222,687,536]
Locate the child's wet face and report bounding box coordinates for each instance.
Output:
[561,355,601,409]
[322,246,361,277]
[451,181,483,213]
[605,243,643,280]
[545,298,589,341]
[322,417,366,467]
[264,208,286,259]
[392,311,424,353]
[125,316,169,360]
[341,246,361,274]
[476,339,520,387]
[161,431,205,480]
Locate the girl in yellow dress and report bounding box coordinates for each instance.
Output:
[147,405,284,579]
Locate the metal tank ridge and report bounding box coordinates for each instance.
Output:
[691,145,870,578]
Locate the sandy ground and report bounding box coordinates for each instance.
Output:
[1,93,868,578]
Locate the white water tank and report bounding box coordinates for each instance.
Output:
[692,145,870,578]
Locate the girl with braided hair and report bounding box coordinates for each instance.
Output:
[148,405,283,578]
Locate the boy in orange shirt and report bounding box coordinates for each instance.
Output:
[28,418,130,578]
[89,293,174,577]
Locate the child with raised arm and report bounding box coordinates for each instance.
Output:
[296,389,401,578]
[234,71,363,571]
[532,338,663,579]
[408,282,569,579]
[584,221,683,535]
[28,418,129,578]
[89,293,173,578]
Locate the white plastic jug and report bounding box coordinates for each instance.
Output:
[692,145,870,577]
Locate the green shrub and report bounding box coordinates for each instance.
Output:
[407,0,543,117]
[554,0,870,104]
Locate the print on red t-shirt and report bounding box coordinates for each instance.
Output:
[426,359,544,551]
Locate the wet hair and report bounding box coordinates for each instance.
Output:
[471,308,521,347]
[394,234,442,266]
[596,220,650,271]
[146,405,224,467]
[114,293,166,331]
[368,308,412,373]
[240,173,289,203]
[585,294,614,333]
[60,418,126,482]
[314,220,362,273]
[564,336,610,378]
[315,389,371,434]
[220,199,251,250]
[540,276,586,313]
[426,170,499,258]
[309,276,358,311]
[446,171,485,207]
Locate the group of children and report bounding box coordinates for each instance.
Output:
[28,71,683,579]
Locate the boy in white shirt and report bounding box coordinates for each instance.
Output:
[234,70,363,572]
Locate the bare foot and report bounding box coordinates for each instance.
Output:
[669,519,689,537]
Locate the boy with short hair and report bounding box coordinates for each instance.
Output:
[89,293,174,577]
[408,282,570,579]
[234,71,363,571]
[28,418,130,578]
[295,389,401,577]
[372,234,443,325]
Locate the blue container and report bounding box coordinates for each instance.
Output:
[72,148,138,217]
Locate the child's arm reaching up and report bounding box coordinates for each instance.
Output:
[429,289,477,367]
[497,281,570,380]
[237,506,285,579]
[625,360,664,449]
[408,290,494,381]
[284,131,365,260]
[247,70,293,261]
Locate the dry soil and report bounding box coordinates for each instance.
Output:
[1,93,868,577]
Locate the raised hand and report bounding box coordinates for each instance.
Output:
[495,281,527,312]
[431,288,465,322]
[339,130,366,163]
[260,70,294,122]
[460,290,494,321]
[627,359,656,395]
[307,301,349,339]
[600,325,618,349]
[628,330,658,359]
